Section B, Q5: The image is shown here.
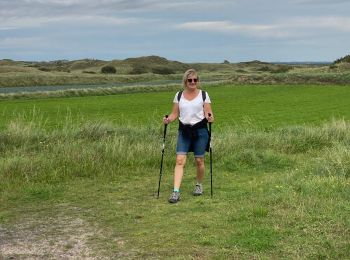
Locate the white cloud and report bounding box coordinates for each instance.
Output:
[0,15,138,30]
[1,0,350,61]
[1,0,204,15]
[0,36,47,48]
[289,16,350,31]
[176,21,286,38]
[0,0,190,30]
[22,0,82,5]
[175,16,350,38]
[292,0,349,4]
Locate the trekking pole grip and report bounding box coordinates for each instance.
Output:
[208,113,212,130]
[164,115,168,138]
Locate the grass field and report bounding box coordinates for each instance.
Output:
[1,84,350,129]
[1,84,349,258]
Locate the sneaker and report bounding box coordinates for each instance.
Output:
[168,191,180,203]
[193,184,203,196]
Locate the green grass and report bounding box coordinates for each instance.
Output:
[0,70,181,87]
[1,84,350,129]
[0,84,349,258]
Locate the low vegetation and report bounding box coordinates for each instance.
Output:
[0,55,349,257]
[101,65,117,74]
[1,117,349,258]
[0,85,349,258]
[334,54,350,64]
[2,55,350,89]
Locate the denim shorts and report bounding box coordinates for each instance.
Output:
[176,128,209,157]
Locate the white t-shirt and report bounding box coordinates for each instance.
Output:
[173,90,211,125]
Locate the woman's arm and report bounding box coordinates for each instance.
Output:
[204,103,214,123]
[163,103,179,124]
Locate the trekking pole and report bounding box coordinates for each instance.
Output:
[157,115,168,198]
[208,113,213,198]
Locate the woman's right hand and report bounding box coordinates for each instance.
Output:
[163,115,170,124]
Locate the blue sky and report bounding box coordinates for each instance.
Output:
[0,0,349,62]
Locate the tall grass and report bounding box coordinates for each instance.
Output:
[0,71,181,88]
[0,84,181,100]
[1,116,349,258]
[1,117,350,186]
[0,119,160,187]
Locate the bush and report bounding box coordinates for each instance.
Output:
[151,66,175,75]
[270,65,292,73]
[101,65,116,74]
[334,55,350,64]
[129,64,149,74]
[257,65,291,73]
[257,66,272,72]
[38,67,51,72]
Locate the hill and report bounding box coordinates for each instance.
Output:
[0,55,350,88]
[0,56,296,75]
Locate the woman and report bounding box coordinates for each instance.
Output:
[163,69,214,203]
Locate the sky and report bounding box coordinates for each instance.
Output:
[0,0,349,63]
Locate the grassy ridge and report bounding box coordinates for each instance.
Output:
[2,56,350,88]
[1,85,349,258]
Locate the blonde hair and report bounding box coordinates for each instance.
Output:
[182,68,200,88]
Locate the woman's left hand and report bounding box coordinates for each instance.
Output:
[207,113,214,123]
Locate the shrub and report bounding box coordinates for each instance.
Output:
[151,66,175,75]
[38,67,51,72]
[129,64,149,74]
[256,65,291,73]
[257,66,272,72]
[334,55,350,64]
[101,65,116,74]
[270,65,292,73]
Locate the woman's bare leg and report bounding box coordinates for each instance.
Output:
[174,154,187,190]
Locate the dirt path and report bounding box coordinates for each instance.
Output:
[0,206,129,259]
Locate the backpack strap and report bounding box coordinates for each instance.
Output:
[177,90,183,102]
[202,90,206,102]
[177,90,206,102]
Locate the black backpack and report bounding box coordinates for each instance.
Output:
[177,90,206,102]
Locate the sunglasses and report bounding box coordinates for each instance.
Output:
[187,78,198,83]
